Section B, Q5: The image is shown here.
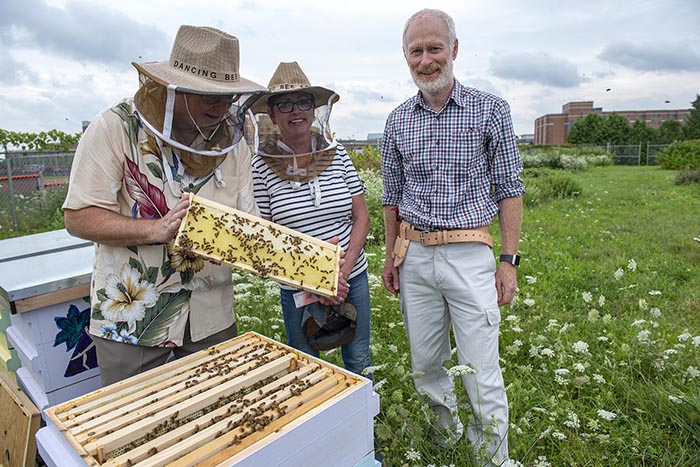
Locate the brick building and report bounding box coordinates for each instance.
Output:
[534,101,691,145]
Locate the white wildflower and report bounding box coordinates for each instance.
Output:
[573,363,586,373]
[678,333,692,342]
[361,364,387,376]
[532,456,553,467]
[587,309,600,322]
[404,449,420,461]
[598,336,609,342]
[523,298,536,307]
[593,373,606,383]
[693,336,700,347]
[373,379,387,391]
[597,410,617,421]
[598,295,606,307]
[541,348,555,357]
[684,366,700,380]
[554,368,570,376]
[526,275,537,284]
[564,411,580,429]
[552,431,567,440]
[627,258,637,271]
[637,329,651,344]
[554,374,570,386]
[649,307,662,318]
[631,319,647,327]
[582,291,593,303]
[447,364,477,378]
[572,341,589,354]
[614,268,624,281]
[638,298,648,310]
[648,290,662,296]
[668,395,683,404]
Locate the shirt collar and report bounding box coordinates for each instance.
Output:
[411,79,466,113]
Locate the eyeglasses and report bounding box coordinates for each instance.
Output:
[199,94,239,106]
[273,98,314,113]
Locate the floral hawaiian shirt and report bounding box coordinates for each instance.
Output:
[63,99,259,347]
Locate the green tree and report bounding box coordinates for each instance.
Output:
[0,128,81,153]
[629,120,656,145]
[567,113,605,144]
[658,119,683,144]
[600,113,631,144]
[682,94,700,140]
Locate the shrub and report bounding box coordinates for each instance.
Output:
[349,145,382,172]
[0,185,67,239]
[520,147,612,171]
[656,140,700,170]
[675,167,700,185]
[358,168,385,245]
[523,169,582,207]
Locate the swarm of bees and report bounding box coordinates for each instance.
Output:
[174,194,340,298]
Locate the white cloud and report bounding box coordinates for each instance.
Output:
[0,0,698,138]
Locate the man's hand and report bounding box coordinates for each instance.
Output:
[382,261,400,296]
[152,197,190,244]
[495,263,517,306]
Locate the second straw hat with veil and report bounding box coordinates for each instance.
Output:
[250,61,339,114]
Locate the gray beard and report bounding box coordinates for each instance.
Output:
[411,59,454,95]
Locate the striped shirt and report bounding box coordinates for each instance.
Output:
[252,144,368,288]
[381,80,524,231]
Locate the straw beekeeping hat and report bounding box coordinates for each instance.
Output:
[250,61,339,114]
[133,25,265,95]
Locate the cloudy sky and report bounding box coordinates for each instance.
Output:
[1,0,698,140]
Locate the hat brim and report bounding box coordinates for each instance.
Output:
[250,86,339,114]
[133,60,266,95]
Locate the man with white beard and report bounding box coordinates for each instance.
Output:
[380,8,524,466]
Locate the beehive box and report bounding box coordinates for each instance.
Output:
[0,229,101,410]
[38,332,379,467]
[174,193,341,298]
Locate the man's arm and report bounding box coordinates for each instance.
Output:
[64,197,190,247]
[381,205,400,296]
[495,195,522,305]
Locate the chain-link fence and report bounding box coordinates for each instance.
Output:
[645,143,668,166]
[0,150,74,236]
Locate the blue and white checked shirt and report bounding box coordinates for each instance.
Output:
[381,80,525,231]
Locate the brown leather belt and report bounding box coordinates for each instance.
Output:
[399,220,493,248]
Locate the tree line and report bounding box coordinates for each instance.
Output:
[0,128,81,153]
[567,95,700,145]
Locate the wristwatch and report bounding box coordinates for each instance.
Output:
[499,254,521,266]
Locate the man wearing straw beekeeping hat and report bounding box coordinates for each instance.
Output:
[250,62,372,376]
[62,25,266,385]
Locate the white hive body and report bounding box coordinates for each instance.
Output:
[174,193,341,298]
[41,332,379,467]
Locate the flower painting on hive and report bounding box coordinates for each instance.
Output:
[53,300,99,377]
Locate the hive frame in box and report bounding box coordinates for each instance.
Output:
[174,193,341,298]
[38,331,379,467]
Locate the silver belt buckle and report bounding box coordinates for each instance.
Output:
[419,230,429,245]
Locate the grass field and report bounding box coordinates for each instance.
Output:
[235,166,700,467]
[4,163,698,466]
